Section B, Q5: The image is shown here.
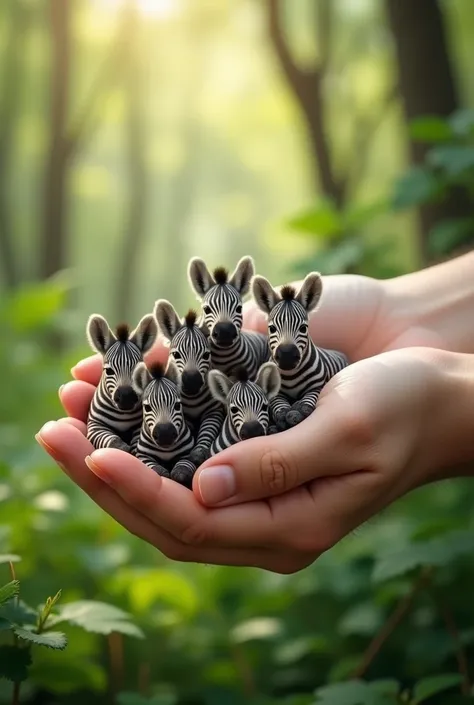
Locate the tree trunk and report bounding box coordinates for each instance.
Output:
[40,0,70,281]
[385,0,472,264]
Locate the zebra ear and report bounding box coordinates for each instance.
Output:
[208,369,233,405]
[154,299,182,342]
[129,314,158,354]
[165,358,180,387]
[228,256,255,297]
[295,272,323,313]
[132,362,152,395]
[251,275,281,315]
[255,362,281,400]
[187,257,215,298]
[86,314,116,355]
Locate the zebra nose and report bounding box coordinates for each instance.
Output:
[275,343,300,370]
[182,370,203,395]
[213,322,237,347]
[240,421,265,440]
[153,422,177,447]
[114,386,139,410]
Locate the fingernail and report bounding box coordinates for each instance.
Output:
[35,430,62,462]
[198,465,235,505]
[70,366,77,378]
[58,384,64,398]
[85,455,112,485]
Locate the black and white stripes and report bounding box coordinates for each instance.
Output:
[251,272,349,429]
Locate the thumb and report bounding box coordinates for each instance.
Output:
[193,400,361,506]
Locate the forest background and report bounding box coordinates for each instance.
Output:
[2,1,474,704]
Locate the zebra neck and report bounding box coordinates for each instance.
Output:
[210,334,244,359]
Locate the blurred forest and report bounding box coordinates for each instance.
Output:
[2,0,474,703]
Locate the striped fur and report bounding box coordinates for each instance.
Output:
[86,314,157,452]
[251,273,349,429]
[187,256,270,380]
[208,363,281,454]
[154,300,225,466]
[132,360,196,486]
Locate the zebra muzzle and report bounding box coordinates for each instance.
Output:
[153,423,178,448]
[240,420,265,440]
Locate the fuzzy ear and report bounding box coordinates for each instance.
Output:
[295,272,323,313]
[132,362,152,395]
[165,358,180,387]
[255,362,281,400]
[208,369,234,405]
[228,256,255,297]
[154,299,182,342]
[187,257,215,299]
[129,314,158,354]
[86,314,116,355]
[251,275,281,315]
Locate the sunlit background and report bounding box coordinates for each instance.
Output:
[1,0,474,703]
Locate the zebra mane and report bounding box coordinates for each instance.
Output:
[184,309,198,328]
[115,323,130,341]
[213,266,228,285]
[233,366,250,383]
[280,285,296,301]
[148,361,166,380]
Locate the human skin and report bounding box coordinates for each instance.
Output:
[35,252,474,574]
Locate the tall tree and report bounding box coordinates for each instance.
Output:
[385,0,473,264]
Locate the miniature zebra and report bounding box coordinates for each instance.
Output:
[86,314,158,452]
[187,255,270,380]
[154,300,225,466]
[132,359,197,486]
[207,363,281,454]
[251,272,349,429]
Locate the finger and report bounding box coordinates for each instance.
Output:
[71,337,170,385]
[84,447,325,551]
[192,394,369,506]
[59,381,95,422]
[56,416,87,434]
[36,422,288,570]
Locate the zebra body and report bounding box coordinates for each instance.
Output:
[207,362,281,455]
[154,301,225,466]
[85,314,158,452]
[188,255,270,381]
[132,360,197,486]
[251,272,349,429]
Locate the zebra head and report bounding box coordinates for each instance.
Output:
[154,300,210,396]
[86,314,157,411]
[187,255,254,349]
[132,359,186,448]
[251,272,322,371]
[208,363,281,440]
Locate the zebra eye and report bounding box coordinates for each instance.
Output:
[230,405,239,414]
[203,305,212,315]
[261,403,268,412]
[269,325,277,334]
[104,367,114,376]
[174,401,182,411]
[143,402,152,413]
[172,350,182,360]
[299,323,308,333]
[202,351,211,361]
[236,304,242,314]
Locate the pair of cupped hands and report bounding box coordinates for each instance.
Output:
[36,274,462,574]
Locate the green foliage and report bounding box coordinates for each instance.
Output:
[312,679,398,705]
[0,582,19,606]
[411,674,464,703]
[48,600,145,638]
[0,645,32,683]
[13,627,67,651]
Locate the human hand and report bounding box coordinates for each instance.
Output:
[36,342,474,574]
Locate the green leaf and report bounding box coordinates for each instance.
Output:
[0,645,32,682]
[0,580,19,605]
[449,108,474,138]
[3,275,71,332]
[0,599,38,627]
[342,199,388,230]
[14,627,67,650]
[413,674,463,703]
[49,600,144,638]
[117,694,177,705]
[313,680,395,705]
[409,116,453,142]
[391,167,440,210]
[0,618,12,631]
[286,199,342,240]
[372,530,474,582]
[427,145,474,177]
[429,218,474,256]
[0,554,21,564]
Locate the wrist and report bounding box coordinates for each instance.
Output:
[421,349,474,485]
